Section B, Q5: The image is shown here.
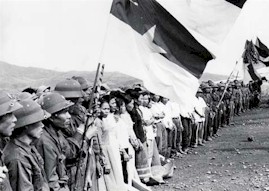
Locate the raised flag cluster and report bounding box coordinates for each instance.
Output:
[101,0,213,106]
[242,38,269,81]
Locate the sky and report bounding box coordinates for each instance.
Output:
[1,0,269,77]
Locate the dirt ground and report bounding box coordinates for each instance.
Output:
[152,104,269,191]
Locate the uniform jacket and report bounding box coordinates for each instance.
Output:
[0,136,12,191]
[4,139,49,191]
[36,122,82,191]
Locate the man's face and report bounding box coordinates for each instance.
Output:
[27,121,44,139]
[205,88,211,93]
[0,113,17,137]
[83,88,91,102]
[51,108,71,129]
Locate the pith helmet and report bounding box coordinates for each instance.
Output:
[211,83,219,88]
[201,84,210,89]
[0,91,22,117]
[36,85,50,96]
[197,88,203,93]
[13,100,50,129]
[16,92,34,101]
[54,79,83,98]
[71,76,90,90]
[39,92,74,114]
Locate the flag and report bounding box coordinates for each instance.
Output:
[242,40,262,81]
[100,0,213,105]
[255,37,269,65]
[156,0,247,50]
[226,0,247,8]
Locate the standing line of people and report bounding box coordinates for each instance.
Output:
[0,77,262,191]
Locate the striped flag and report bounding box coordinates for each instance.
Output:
[242,40,262,81]
[255,37,269,65]
[100,0,213,105]
[156,0,247,53]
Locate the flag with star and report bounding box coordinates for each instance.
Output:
[100,0,213,105]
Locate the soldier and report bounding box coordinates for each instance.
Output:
[217,83,226,127]
[71,76,92,110]
[0,91,22,190]
[4,99,50,191]
[224,84,233,126]
[37,93,98,191]
[201,84,213,142]
[234,81,243,116]
[211,83,220,137]
[54,79,87,129]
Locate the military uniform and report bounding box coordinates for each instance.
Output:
[38,92,98,191]
[211,86,220,136]
[0,141,12,191]
[0,91,22,191]
[4,139,49,191]
[36,121,83,191]
[3,99,50,191]
[201,85,213,141]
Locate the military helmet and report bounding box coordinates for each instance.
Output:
[0,91,22,117]
[13,99,50,129]
[39,92,74,114]
[211,83,219,88]
[217,83,225,88]
[36,85,50,97]
[16,92,34,101]
[207,80,214,86]
[197,88,203,93]
[201,84,210,89]
[54,79,83,98]
[71,76,90,90]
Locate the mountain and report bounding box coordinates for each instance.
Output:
[0,61,141,91]
[200,72,229,82]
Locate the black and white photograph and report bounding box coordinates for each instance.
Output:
[1,0,269,190]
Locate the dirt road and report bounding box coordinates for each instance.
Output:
[152,106,269,191]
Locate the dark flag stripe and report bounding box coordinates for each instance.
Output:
[255,45,269,58]
[225,0,247,8]
[110,0,213,78]
[247,64,261,81]
[256,37,269,58]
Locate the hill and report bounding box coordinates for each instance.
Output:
[200,72,229,82]
[0,61,141,91]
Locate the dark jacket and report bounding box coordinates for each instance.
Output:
[0,136,12,191]
[3,139,49,191]
[36,121,85,191]
[128,106,146,143]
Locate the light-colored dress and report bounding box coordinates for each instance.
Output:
[101,113,127,191]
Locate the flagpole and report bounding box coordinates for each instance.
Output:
[216,61,238,108]
[74,63,102,191]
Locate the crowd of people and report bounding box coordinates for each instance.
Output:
[0,76,263,191]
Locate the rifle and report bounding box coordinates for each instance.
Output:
[74,63,104,191]
[216,61,238,108]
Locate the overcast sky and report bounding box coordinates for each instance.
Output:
[1,0,269,77]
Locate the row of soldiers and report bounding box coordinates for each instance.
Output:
[199,79,262,143]
[0,76,262,191]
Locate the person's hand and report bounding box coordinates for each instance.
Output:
[0,166,8,183]
[122,150,130,162]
